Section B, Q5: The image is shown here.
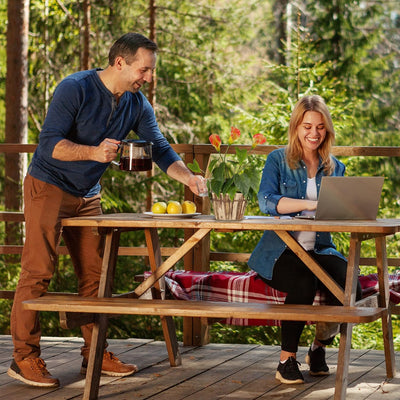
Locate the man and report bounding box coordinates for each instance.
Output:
[8,32,206,387]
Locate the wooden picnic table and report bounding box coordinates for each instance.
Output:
[24,213,400,400]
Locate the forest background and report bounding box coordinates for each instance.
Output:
[0,0,399,350]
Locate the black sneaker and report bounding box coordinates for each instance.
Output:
[275,357,304,384]
[305,346,330,376]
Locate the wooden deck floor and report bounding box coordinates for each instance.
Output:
[0,335,399,399]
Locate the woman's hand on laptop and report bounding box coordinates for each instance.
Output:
[304,200,317,211]
[277,198,317,214]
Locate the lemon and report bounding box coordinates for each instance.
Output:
[182,200,196,214]
[167,201,182,214]
[151,201,167,214]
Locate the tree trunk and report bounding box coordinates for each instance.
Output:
[44,0,50,114]
[273,0,289,65]
[148,0,156,107]
[81,0,91,70]
[146,0,157,211]
[5,0,30,245]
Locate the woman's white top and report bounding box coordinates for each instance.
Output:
[292,177,317,250]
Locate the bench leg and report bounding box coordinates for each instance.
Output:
[161,316,182,366]
[334,322,352,400]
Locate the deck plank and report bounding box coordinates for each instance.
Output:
[135,344,276,400]
[98,342,257,399]
[158,345,284,400]
[0,335,398,399]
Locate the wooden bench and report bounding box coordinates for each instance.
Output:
[23,294,385,328]
[135,270,400,327]
[21,293,389,400]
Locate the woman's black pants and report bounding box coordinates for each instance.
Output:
[262,249,362,353]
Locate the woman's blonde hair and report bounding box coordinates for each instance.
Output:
[286,95,335,174]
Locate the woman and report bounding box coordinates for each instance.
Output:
[248,95,362,384]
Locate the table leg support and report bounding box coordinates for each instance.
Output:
[334,233,359,400]
[83,228,120,399]
[376,236,396,378]
[82,314,108,400]
[334,322,353,400]
[381,309,395,378]
[144,228,182,366]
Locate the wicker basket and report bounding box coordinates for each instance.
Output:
[211,192,247,220]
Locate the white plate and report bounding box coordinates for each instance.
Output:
[143,212,201,219]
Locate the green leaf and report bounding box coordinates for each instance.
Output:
[246,168,262,193]
[222,178,235,193]
[235,147,248,165]
[227,186,238,200]
[207,159,219,175]
[187,159,203,174]
[234,174,251,198]
[213,164,226,181]
[210,178,224,195]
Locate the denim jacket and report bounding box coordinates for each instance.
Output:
[248,147,346,280]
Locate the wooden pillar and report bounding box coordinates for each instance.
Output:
[183,149,211,345]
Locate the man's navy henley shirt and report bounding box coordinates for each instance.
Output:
[28,69,181,197]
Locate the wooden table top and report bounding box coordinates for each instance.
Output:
[61,213,400,234]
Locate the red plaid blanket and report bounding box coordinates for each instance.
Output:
[144,270,400,326]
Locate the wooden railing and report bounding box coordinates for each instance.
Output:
[2,143,400,262]
[2,143,400,264]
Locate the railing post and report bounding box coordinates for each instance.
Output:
[183,145,212,345]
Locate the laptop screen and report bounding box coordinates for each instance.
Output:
[314,176,384,220]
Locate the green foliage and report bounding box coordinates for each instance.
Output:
[188,143,264,202]
[210,323,281,345]
[153,0,267,143]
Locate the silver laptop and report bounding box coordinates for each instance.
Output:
[296,176,384,220]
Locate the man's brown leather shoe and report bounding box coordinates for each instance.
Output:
[81,351,138,377]
[7,358,60,387]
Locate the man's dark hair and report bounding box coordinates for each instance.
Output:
[108,33,158,66]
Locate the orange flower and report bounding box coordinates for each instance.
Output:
[252,133,266,148]
[228,126,241,144]
[209,134,222,152]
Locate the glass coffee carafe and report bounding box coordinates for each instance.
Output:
[117,139,153,172]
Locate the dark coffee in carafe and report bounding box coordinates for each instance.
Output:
[118,140,153,172]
